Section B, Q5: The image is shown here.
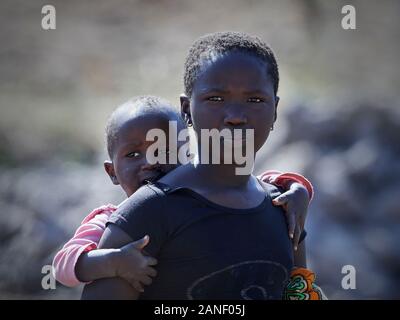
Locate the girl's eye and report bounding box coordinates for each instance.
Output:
[248,97,264,103]
[207,96,224,102]
[126,151,141,158]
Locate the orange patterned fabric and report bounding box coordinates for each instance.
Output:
[284,267,327,300]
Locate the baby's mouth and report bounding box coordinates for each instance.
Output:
[140,171,166,185]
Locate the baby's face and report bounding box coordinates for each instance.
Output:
[109,113,179,196]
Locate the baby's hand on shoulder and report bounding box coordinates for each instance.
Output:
[272,183,309,250]
[113,235,158,292]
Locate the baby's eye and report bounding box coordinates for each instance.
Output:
[207,96,224,102]
[248,97,264,103]
[126,151,141,158]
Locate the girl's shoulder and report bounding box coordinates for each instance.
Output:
[157,163,196,188]
[80,204,118,225]
[254,175,282,199]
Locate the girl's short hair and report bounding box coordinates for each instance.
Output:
[184,31,279,98]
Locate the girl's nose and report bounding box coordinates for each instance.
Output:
[224,111,247,127]
[223,103,248,127]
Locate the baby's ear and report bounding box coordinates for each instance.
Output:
[104,160,119,185]
[180,94,192,127]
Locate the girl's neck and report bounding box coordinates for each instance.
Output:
[192,161,252,189]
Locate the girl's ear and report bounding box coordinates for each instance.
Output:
[273,96,280,123]
[104,160,119,185]
[180,94,193,127]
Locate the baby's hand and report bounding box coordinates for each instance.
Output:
[272,183,309,251]
[113,235,158,292]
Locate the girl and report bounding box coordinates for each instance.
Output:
[81,32,321,300]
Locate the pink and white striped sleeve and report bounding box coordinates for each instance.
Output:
[258,170,314,201]
[52,204,117,287]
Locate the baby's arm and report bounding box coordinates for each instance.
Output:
[53,207,157,290]
[259,171,313,200]
[75,235,157,292]
[52,210,113,287]
[259,171,312,249]
[261,173,327,300]
[294,240,307,268]
[285,240,328,300]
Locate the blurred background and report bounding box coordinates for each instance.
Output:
[0,0,399,299]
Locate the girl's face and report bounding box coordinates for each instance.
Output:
[104,113,178,197]
[182,51,279,156]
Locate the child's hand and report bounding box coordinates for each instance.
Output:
[113,235,158,292]
[272,183,309,251]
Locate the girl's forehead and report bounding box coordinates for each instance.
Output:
[200,51,267,71]
[195,52,272,92]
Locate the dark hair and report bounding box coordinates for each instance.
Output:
[105,95,185,158]
[183,31,279,98]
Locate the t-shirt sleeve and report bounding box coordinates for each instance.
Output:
[106,185,169,258]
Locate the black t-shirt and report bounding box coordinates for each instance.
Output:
[108,181,294,300]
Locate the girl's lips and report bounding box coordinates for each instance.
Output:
[223,137,247,141]
[222,137,248,145]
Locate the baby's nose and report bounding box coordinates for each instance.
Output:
[141,162,161,171]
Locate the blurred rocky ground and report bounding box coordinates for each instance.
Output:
[0,0,399,299]
[0,158,123,299]
[257,103,400,299]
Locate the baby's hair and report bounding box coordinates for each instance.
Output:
[105,95,185,158]
[184,31,279,98]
